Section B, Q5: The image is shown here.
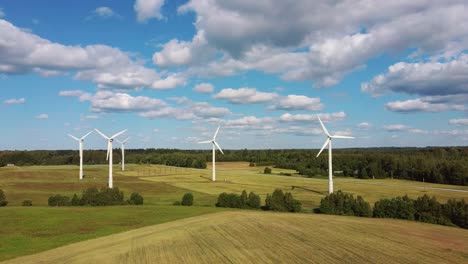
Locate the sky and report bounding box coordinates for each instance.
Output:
[0,0,467,150]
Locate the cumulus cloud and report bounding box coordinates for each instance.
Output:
[357,122,372,129]
[278,112,346,123]
[449,118,468,126]
[268,95,324,111]
[384,124,409,132]
[362,54,468,97]
[0,19,171,90]
[386,98,465,113]
[169,1,468,87]
[193,82,214,93]
[81,91,168,112]
[35,114,48,119]
[213,87,278,104]
[134,0,165,22]
[89,7,120,19]
[3,98,25,104]
[59,90,85,97]
[224,116,275,128]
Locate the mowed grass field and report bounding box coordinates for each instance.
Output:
[4,211,468,264]
[0,162,467,262]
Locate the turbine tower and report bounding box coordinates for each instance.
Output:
[68,131,93,180]
[316,115,354,194]
[116,138,129,171]
[198,126,224,181]
[95,129,127,188]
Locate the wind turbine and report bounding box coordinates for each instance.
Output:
[198,126,224,181]
[316,115,354,194]
[68,131,93,180]
[94,129,127,188]
[116,138,129,172]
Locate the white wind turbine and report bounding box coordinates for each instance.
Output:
[316,115,354,194]
[68,131,93,180]
[198,126,224,181]
[116,138,129,172]
[95,129,127,188]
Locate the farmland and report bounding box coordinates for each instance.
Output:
[0,162,467,262]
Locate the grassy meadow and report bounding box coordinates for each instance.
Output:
[3,211,467,264]
[0,162,467,262]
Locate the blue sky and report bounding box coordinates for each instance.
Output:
[0,0,467,150]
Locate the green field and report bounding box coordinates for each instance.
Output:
[0,163,467,262]
[3,211,467,264]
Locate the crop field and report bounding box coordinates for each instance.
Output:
[3,211,467,264]
[0,162,467,262]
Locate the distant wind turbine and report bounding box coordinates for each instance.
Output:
[95,129,127,188]
[316,115,354,194]
[68,131,93,180]
[198,126,224,181]
[116,138,129,172]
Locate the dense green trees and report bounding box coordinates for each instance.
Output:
[264,189,302,212]
[319,192,467,229]
[318,191,372,217]
[216,190,262,209]
[49,187,143,206]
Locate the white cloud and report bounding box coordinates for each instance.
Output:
[224,116,274,127]
[408,128,429,134]
[172,1,468,87]
[357,122,371,129]
[139,108,198,120]
[268,95,324,111]
[449,118,468,126]
[0,19,168,90]
[384,124,409,132]
[134,0,165,22]
[151,74,186,89]
[36,114,48,119]
[279,112,346,123]
[59,90,84,97]
[93,7,116,18]
[386,98,465,112]
[193,82,214,93]
[3,98,25,104]
[81,115,99,120]
[362,54,468,97]
[82,91,167,112]
[213,87,278,104]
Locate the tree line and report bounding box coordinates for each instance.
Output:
[1,147,467,185]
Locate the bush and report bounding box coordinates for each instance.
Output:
[264,167,272,174]
[373,195,415,220]
[240,190,248,208]
[128,192,144,205]
[414,194,450,225]
[442,199,468,229]
[173,201,181,206]
[264,189,301,212]
[48,194,70,206]
[318,191,371,217]
[247,191,261,209]
[0,189,7,207]
[71,194,80,206]
[249,162,256,167]
[22,200,32,206]
[216,192,241,208]
[181,193,193,206]
[79,187,125,206]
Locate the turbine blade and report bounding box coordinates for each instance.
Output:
[332,135,355,139]
[317,115,331,137]
[213,141,224,155]
[68,134,79,141]
[213,126,220,140]
[111,129,127,139]
[198,140,211,144]
[81,130,93,140]
[94,129,109,140]
[122,137,130,143]
[106,141,111,160]
[316,138,330,157]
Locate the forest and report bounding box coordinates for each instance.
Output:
[0,147,467,186]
